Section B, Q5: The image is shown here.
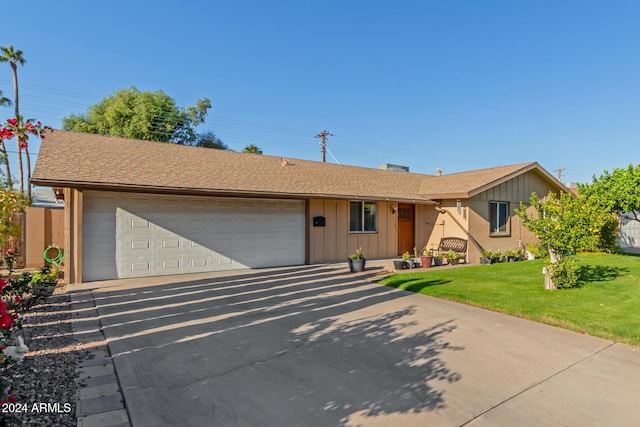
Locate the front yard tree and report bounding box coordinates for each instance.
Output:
[516,191,616,290]
[62,87,211,146]
[0,90,10,187]
[0,46,29,197]
[578,163,640,222]
[1,117,48,194]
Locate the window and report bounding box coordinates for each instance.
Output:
[490,201,509,235]
[398,207,412,219]
[350,201,377,232]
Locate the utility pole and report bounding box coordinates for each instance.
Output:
[553,168,565,182]
[315,130,333,163]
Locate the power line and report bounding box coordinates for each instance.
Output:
[314,130,333,163]
[0,80,454,171]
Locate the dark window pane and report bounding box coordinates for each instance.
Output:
[498,202,508,232]
[490,202,509,234]
[364,202,377,231]
[490,203,498,233]
[350,201,362,232]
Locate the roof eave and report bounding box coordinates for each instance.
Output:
[30,179,436,204]
[420,192,469,200]
[466,162,568,198]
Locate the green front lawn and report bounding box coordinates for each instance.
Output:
[376,253,640,345]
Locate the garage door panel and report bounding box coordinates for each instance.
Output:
[83,192,305,281]
[190,257,209,269]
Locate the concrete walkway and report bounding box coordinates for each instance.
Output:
[70,264,640,426]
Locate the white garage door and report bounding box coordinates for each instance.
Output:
[82,191,305,281]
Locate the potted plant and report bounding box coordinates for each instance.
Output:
[504,249,517,262]
[514,248,525,261]
[420,246,434,269]
[525,242,539,260]
[401,251,415,268]
[446,250,463,265]
[348,247,366,273]
[413,247,421,268]
[482,250,502,264]
[433,254,444,266]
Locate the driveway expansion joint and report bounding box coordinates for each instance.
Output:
[459,341,616,426]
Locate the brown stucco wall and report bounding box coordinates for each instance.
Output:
[415,204,440,252]
[467,170,560,263]
[307,199,398,263]
[25,207,64,268]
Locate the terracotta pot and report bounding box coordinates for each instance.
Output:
[420,255,433,268]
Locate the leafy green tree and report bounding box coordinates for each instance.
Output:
[193,131,229,150]
[242,144,262,154]
[578,164,640,222]
[516,191,617,289]
[62,87,211,145]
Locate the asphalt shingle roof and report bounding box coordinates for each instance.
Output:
[31,130,557,201]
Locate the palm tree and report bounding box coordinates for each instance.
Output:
[0,45,27,196]
[0,89,11,187]
[242,144,263,154]
[0,89,9,107]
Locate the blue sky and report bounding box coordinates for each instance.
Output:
[2,1,639,184]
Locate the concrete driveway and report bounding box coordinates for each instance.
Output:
[76,265,640,426]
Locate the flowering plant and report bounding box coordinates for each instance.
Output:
[1,116,47,150]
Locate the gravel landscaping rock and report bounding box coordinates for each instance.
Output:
[2,287,90,426]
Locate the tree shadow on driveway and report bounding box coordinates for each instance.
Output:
[83,266,464,427]
[288,309,463,425]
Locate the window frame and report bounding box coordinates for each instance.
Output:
[349,200,378,233]
[489,201,510,236]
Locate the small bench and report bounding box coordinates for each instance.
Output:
[434,237,468,262]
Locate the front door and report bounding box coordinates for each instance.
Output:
[397,203,415,255]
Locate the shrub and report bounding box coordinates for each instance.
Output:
[349,248,364,260]
[549,257,580,288]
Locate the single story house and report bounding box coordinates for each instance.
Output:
[31,130,568,283]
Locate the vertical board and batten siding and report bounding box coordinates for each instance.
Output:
[307,199,396,263]
[467,171,559,262]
